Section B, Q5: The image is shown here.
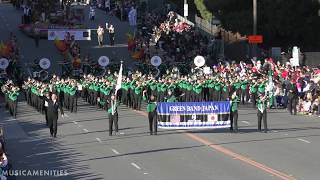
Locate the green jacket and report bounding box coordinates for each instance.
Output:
[107,101,119,114]
[250,84,258,94]
[147,81,157,91]
[258,83,265,94]
[241,80,248,90]
[69,86,77,96]
[121,82,129,91]
[147,102,157,112]
[134,86,143,95]
[166,95,177,102]
[257,99,267,112]
[233,82,241,90]
[186,83,193,91]
[9,91,20,101]
[231,96,240,112]
[214,82,222,91]
[193,84,202,94]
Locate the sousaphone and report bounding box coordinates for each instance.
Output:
[0,58,9,70]
[34,58,50,81]
[150,56,162,77]
[98,56,110,77]
[194,56,205,68]
[98,56,110,67]
[150,56,162,67]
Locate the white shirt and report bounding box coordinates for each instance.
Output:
[97,27,104,36]
[303,101,311,112]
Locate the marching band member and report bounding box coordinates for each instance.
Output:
[257,93,268,133]
[107,95,119,136]
[230,91,240,132]
[46,93,64,138]
[143,90,158,135]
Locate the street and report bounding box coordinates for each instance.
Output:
[1,2,320,180]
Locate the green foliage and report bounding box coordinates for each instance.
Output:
[194,0,213,21]
[205,0,320,51]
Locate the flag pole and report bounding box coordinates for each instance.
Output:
[115,60,123,97]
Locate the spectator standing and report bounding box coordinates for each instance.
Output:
[97,25,104,47]
[34,28,40,48]
[89,6,95,21]
[108,24,115,46]
[105,0,111,13]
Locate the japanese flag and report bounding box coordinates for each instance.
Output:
[170,115,180,124]
[207,114,218,122]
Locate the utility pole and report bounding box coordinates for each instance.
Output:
[184,0,188,21]
[252,0,257,60]
[253,0,257,35]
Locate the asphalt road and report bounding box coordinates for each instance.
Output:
[2,94,320,180]
[1,2,320,180]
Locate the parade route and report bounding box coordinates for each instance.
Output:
[1,97,320,180]
[1,1,320,180]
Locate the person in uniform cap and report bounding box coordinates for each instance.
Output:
[143,90,158,135]
[257,93,268,133]
[107,95,119,136]
[250,79,258,108]
[44,93,50,126]
[230,91,240,132]
[287,80,298,115]
[108,24,115,46]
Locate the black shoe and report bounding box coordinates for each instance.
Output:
[150,132,153,135]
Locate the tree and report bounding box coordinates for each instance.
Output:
[204,0,320,51]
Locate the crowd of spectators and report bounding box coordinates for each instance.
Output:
[135,9,217,67]
[134,8,320,117]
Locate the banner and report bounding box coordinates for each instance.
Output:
[157,102,230,129]
[48,29,91,40]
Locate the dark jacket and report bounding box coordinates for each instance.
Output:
[46,99,64,126]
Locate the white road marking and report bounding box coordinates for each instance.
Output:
[111,148,120,155]
[241,121,250,125]
[83,129,89,132]
[284,134,289,136]
[119,132,125,135]
[19,138,44,143]
[64,114,69,117]
[143,173,148,175]
[72,121,78,124]
[131,163,141,170]
[96,138,102,143]
[272,130,278,133]
[5,119,17,122]
[297,138,311,144]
